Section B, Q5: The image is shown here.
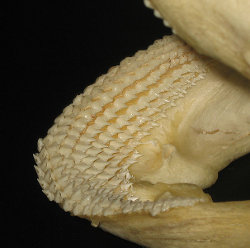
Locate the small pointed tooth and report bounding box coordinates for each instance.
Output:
[109,140,125,150]
[92,205,102,216]
[93,160,109,171]
[153,9,162,19]
[56,175,69,188]
[53,165,65,178]
[97,153,113,161]
[107,177,123,186]
[34,166,44,178]
[172,28,177,34]
[143,0,153,9]
[54,191,63,203]
[98,133,113,143]
[122,202,134,214]
[71,151,85,163]
[50,155,62,165]
[150,202,163,216]
[42,189,55,201]
[118,132,132,141]
[163,20,170,27]
[83,156,97,166]
[59,145,72,157]
[84,167,98,175]
[75,143,91,152]
[86,148,102,156]
[103,147,117,155]
[33,154,41,164]
[103,166,120,175]
[77,163,90,172]
[96,172,113,181]
[132,201,144,212]
[37,138,44,152]
[71,189,82,201]
[72,203,84,216]
[92,141,107,149]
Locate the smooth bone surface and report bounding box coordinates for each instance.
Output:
[145,0,250,79]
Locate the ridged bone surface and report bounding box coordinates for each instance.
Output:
[34,35,214,217]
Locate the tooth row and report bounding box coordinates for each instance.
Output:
[143,0,171,28]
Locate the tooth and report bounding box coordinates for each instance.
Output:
[163,19,170,27]
[153,9,162,18]
[143,0,153,9]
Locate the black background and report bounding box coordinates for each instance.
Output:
[4,1,250,247]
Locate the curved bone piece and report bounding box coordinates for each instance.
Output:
[34,35,250,248]
[144,0,250,80]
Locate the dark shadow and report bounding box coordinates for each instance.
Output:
[204,153,250,202]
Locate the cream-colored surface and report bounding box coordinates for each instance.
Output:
[35,36,212,217]
[145,0,250,80]
[130,62,250,189]
[100,201,250,248]
[35,36,250,247]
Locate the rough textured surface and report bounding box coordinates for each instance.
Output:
[34,36,212,217]
[34,35,250,247]
[144,0,250,80]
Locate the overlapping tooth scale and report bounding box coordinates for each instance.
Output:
[34,35,208,217]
